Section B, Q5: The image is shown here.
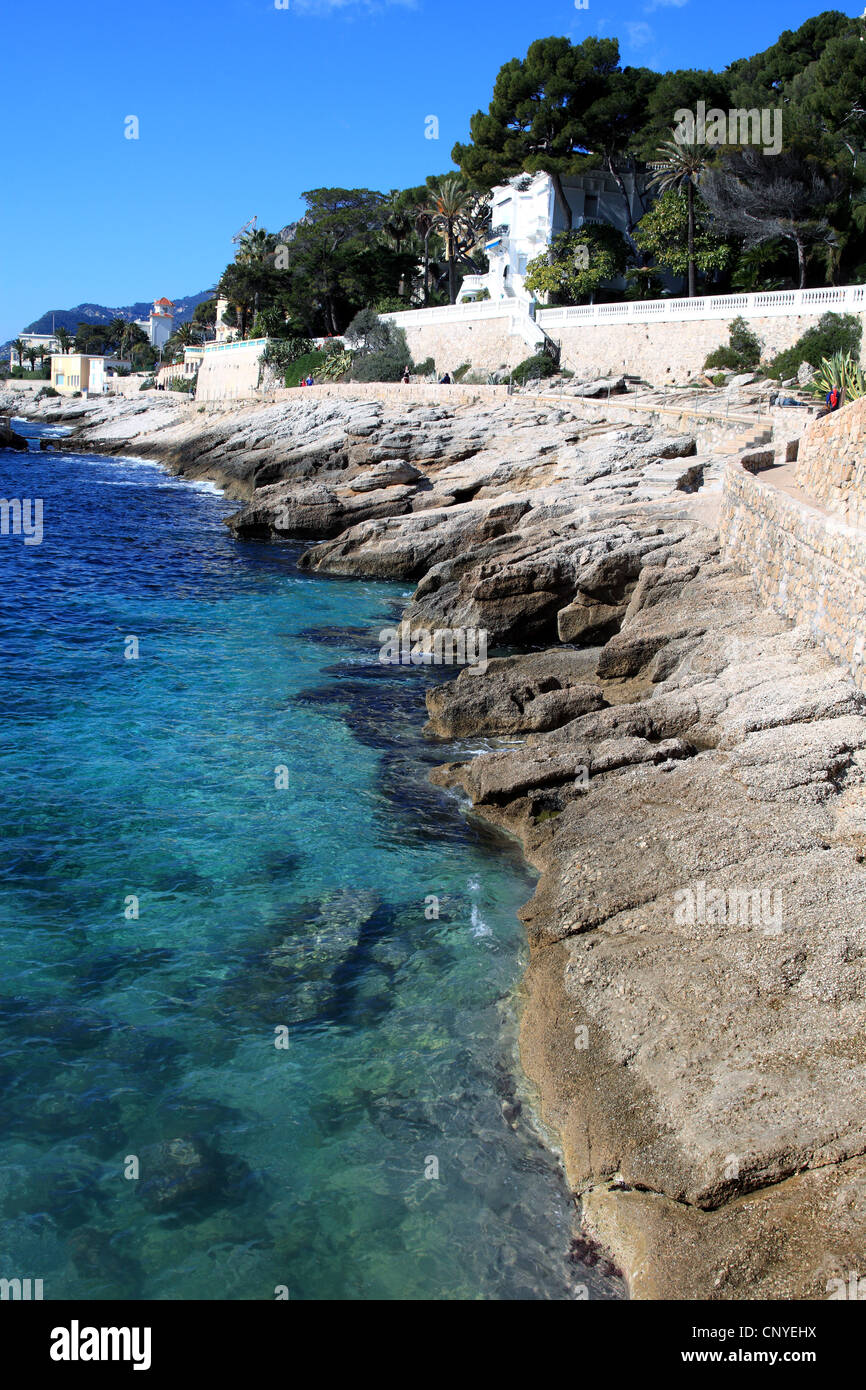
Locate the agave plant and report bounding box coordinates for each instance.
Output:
[317,350,352,381]
[809,350,866,402]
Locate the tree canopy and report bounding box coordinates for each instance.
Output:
[210,12,866,325]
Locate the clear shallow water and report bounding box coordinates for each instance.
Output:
[0,423,622,1300]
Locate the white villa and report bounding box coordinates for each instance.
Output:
[8,333,62,368]
[458,168,648,305]
[134,297,175,349]
[214,296,235,343]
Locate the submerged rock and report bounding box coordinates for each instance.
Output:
[137,1136,249,1215]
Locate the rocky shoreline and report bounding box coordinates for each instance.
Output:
[8,383,866,1300]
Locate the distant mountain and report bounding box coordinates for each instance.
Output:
[23,290,216,336]
[1,290,217,356]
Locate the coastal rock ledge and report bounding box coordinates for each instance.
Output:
[12,383,866,1300]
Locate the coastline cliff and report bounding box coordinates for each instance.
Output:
[8,383,866,1299]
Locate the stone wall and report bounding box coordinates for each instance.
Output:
[396,309,866,386]
[720,461,866,688]
[195,340,268,402]
[263,380,510,407]
[187,307,866,401]
[794,397,866,525]
[555,313,860,384]
[398,315,529,377]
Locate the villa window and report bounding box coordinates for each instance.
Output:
[585,193,599,218]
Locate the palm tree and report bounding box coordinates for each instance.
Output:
[236,227,277,266]
[414,208,435,305]
[55,327,72,354]
[175,322,195,346]
[11,338,25,370]
[107,316,127,349]
[649,139,711,298]
[383,200,413,254]
[426,177,479,304]
[37,344,51,373]
[26,346,38,372]
[122,324,143,362]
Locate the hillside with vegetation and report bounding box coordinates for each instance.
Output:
[208,11,866,346]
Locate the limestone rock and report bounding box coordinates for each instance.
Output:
[425,650,605,737]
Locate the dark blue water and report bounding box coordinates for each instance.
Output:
[0,421,620,1300]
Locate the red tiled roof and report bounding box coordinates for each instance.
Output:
[155,297,174,306]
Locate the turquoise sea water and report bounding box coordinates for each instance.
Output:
[0,423,621,1300]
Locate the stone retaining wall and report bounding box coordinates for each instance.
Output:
[794,397,866,525]
[398,315,529,376]
[264,381,510,407]
[396,309,866,386]
[187,307,866,402]
[720,461,866,687]
[556,313,860,385]
[195,340,268,402]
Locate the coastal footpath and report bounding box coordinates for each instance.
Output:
[7,382,866,1300]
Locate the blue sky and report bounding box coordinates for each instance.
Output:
[2,0,860,341]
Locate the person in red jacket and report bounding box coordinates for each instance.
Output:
[817,385,841,417]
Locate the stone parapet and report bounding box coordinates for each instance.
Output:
[720,460,866,687]
[794,397,866,525]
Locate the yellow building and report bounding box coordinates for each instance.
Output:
[50,354,106,396]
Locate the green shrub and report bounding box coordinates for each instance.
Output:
[703,346,740,370]
[768,312,862,380]
[9,365,50,380]
[283,350,328,385]
[511,354,558,386]
[262,338,316,377]
[345,308,392,354]
[347,318,411,382]
[350,348,406,382]
[374,296,412,314]
[711,373,727,386]
[703,316,761,372]
[139,376,156,390]
[728,317,762,368]
[414,356,436,377]
[452,362,472,382]
[168,377,196,393]
[36,386,60,398]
